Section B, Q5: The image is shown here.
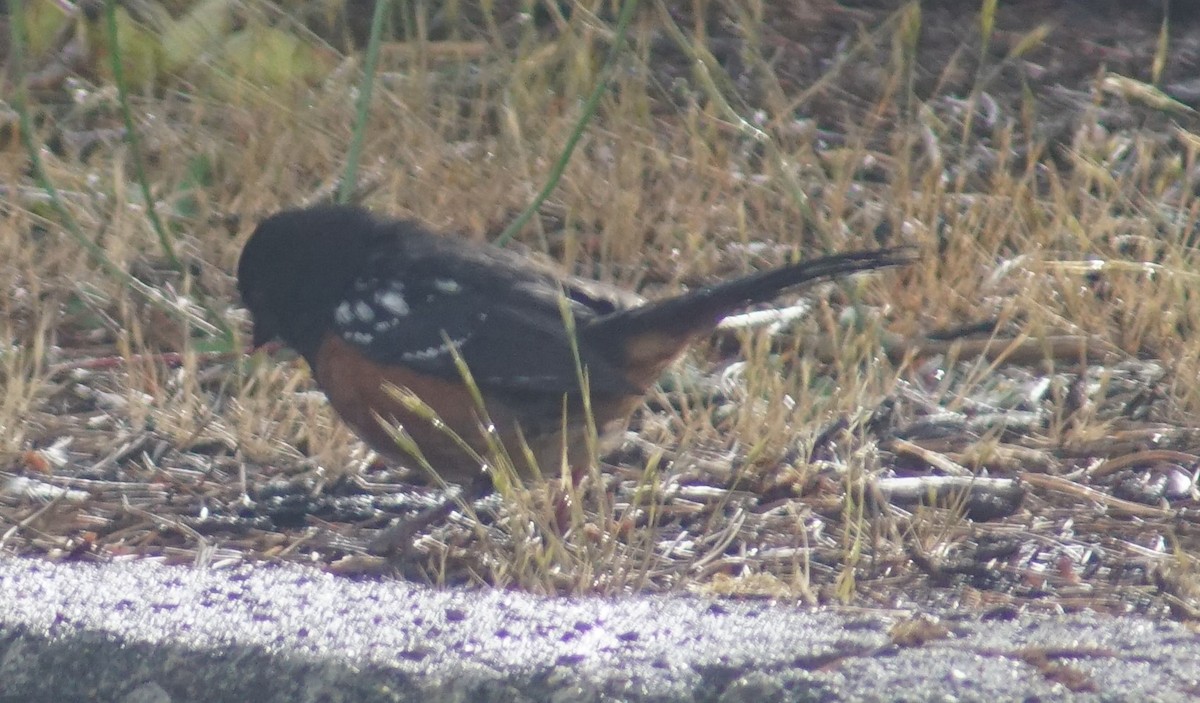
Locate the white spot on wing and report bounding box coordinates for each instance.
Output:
[354,301,375,322]
[487,374,557,385]
[343,330,374,345]
[376,290,410,316]
[334,301,354,325]
[434,278,462,293]
[401,335,470,362]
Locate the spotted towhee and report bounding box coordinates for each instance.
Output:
[238,205,913,542]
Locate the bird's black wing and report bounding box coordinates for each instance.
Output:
[330,227,637,397]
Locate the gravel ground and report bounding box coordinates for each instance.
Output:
[3,557,1199,702]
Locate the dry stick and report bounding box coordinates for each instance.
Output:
[886,334,1112,366]
[1017,471,1173,519]
[47,350,233,376]
[689,508,749,576]
[1088,450,1200,480]
[873,476,1024,505]
[46,342,283,377]
[889,438,974,477]
[0,490,76,551]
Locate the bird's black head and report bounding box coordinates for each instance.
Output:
[237,205,381,361]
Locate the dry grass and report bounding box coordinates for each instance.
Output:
[3,0,1200,614]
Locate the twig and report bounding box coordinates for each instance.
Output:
[1018,471,1173,518]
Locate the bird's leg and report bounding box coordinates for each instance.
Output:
[366,471,494,556]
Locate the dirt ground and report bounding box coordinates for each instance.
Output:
[3,0,1200,618]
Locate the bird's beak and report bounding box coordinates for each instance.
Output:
[242,289,281,351]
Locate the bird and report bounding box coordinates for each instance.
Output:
[238,204,914,548]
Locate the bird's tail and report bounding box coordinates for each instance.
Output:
[585,246,915,388]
